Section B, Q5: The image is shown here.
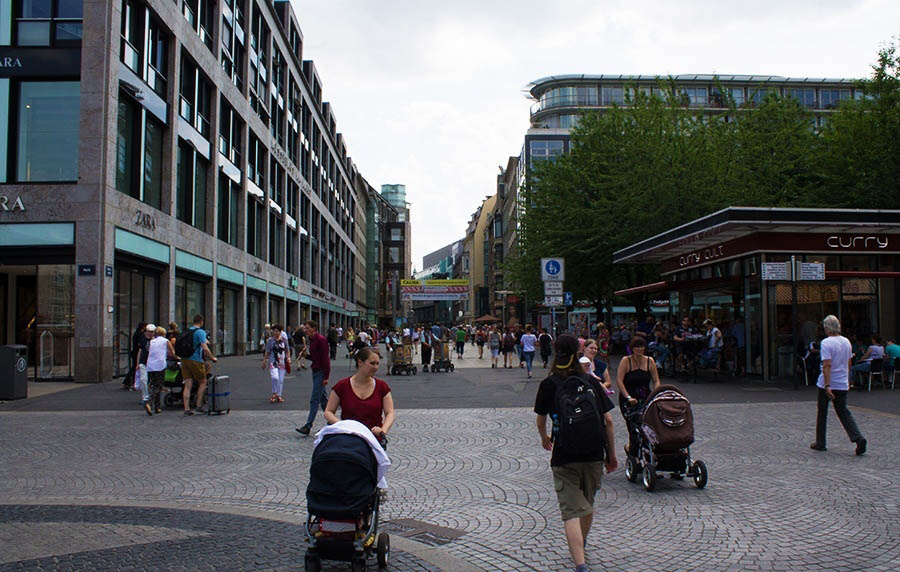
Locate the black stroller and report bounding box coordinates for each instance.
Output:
[623,384,708,492]
[305,433,390,572]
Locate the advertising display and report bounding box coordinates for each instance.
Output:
[401,279,469,301]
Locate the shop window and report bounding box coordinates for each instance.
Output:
[16,0,83,46]
[176,140,208,231]
[216,287,238,355]
[16,81,80,182]
[175,276,206,333]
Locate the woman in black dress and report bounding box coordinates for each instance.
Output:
[615,336,661,455]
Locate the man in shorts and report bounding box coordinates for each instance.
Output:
[181,314,217,415]
[535,334,617,572]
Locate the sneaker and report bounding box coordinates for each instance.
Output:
[810,442,826,451]
[155,408,162,414]
[184,409,194,416]
[855,438,867,456]
[296,424,311,436]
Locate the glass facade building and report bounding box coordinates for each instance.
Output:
[0,0,372,381]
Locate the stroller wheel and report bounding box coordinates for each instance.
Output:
[304,551,321,572]
[423,365,428,373]
[377,532,390,568]
[642,465,657,492]
[164,393,176,408]
[351,555,367,572]
[692,460,708,489]
[625,456,640,483]
[449,364,454,372]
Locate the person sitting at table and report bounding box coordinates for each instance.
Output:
[849,334,867,365]
[673,316,698,371]
[647,324,671,372]
[884,337,900,377]
[698,319,724,369]
[850,334,884,388]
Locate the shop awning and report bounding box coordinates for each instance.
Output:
[614,281,670,297]
[825,271,900,279]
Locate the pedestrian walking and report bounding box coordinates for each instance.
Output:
[515,325,526,368]
[581,339,613,395]
[502,328,516,368]
[122,322,147,390]
[145,325,175,415]
[327,324,339,361]
[539,328,553,368]
[615,337,661,456]
[324,347,395,448]
[133,324,154,407]
[489,325,501,368]
[296,320,331,436]
[264,324,290,403]
[521,325,537,378]
[175,314,218,416]
[534,334,617,572]
[421,327,433,370]
[292,324,308,369]
[476,327,486,359]
[811,315,867,455]
[455,325,466,359]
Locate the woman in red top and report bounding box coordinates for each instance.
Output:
[324,347,395,442]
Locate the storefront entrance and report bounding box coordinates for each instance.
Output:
[114,264,161,377]
[1,265,75,379]
[216,287,238,356]
[247,291,264,353]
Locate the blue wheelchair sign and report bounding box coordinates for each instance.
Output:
[564,292,573,306]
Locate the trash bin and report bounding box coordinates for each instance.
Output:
[0,345,28,400]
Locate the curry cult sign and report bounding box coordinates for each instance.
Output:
[661,232,897,274]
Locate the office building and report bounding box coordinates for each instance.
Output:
[0,0,371,381]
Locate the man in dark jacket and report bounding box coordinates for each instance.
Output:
[296,320,331,436]
[326,324,339,360]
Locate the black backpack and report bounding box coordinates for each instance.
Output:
[174,328,197,359]
[553,374,606,457]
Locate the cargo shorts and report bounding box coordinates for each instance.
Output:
[180,358,207,382]
[552,462,604,521]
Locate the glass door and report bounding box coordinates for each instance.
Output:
[114,266,160,376]
[216,287,237,355]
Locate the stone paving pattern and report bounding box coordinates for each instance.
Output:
[2,396,899,571]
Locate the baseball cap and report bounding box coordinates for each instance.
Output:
[145,324,157,332]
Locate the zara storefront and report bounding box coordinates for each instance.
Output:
[613,207,900,382]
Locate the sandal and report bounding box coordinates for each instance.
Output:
[269,394,277,403]
[277,396,284,403]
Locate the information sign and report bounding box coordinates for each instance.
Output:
[543,281,563,295]
[544,296,564,307]
[798,262,825,281]
[761,262,789,281]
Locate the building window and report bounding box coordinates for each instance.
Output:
[175,276,206,332]
[217,172,240,247]
[16,81,80,182]
[390,227,402,241]
[269,156,283,206]
[219,99,243,166]
[120,3,168,97]
[388,247,400,264]
[820,89,850,109]
[750,86,779,106]
[247,134,266,189]
[269,213,283,268]
[176,140,208,231]
[246,196,264,258]
[286,228,297,275]
[680,87,708,107]
[15,0,83,46]
[179,54,212,137]
[530,140,564,166]
[788,88,816,108]
[493,216,502,238]
[182,0,214,50]
[116,92,164,208]
[601,86,624,105]
[220,0,244,91]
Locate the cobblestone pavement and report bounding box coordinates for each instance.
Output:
[1,401,898,571]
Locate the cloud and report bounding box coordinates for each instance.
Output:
[291,0,900,268]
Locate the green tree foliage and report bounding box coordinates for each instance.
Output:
[509,40,900,315]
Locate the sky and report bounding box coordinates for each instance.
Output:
[291,0,900,270]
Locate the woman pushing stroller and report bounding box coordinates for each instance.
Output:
[615,336,661,456]
[324,346,395,447]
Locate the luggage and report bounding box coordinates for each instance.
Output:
[207,374,231,415]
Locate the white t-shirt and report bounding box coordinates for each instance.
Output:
[521,333,537,352]
[708,327,723,349]
[866,344,885,362]
[146,337,170,372]
[817,335,852,390]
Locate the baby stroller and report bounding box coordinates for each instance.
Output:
[305,433,390,572]
[162,359,205,408]
[623,385,708,492]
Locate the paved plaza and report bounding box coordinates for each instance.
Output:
[1,354,899,571]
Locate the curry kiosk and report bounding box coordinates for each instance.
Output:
[613,207,900,381]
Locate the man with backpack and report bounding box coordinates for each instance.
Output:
[534,334,617,572]
[174,314,217,415]
[326,324,339,361]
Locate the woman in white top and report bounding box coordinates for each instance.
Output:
[811,315,866,455]
[520,325,538,378]
[146,326,176,416]
[850,334,885,387]
[699,319,723,369]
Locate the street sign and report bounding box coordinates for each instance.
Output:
[544,296,564,307]
[543,281,563,295]
[541,257,565,281]
[761,262,789,281]
[564,292,573,306]
[798,262,825,281]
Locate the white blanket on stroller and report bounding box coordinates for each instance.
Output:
[314,420,391,488]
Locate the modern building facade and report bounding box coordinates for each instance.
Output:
[461,193,496,321]
[0,0,373,381]
[379,183,411,326]
[614,207,900,382]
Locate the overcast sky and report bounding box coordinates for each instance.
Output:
[291,0,900,269]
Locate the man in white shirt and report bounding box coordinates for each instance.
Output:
[811,315,867,455]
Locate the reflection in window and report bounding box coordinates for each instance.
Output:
[16,0,82,46]
[176,140,208,231]
[116,91,164,209]
[17,81,80,181]
[217,173,240,247]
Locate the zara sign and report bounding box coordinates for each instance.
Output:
[0,195,26,212]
